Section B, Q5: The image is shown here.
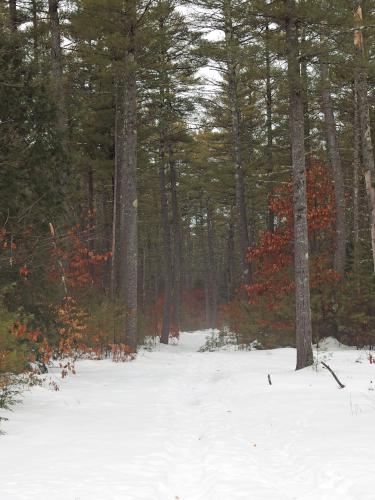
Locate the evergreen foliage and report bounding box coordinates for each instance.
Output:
[1,0,375,376]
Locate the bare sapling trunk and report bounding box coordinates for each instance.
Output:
[285,0,313,370]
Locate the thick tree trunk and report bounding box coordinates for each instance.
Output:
[319,44,346,276]
[285,1,313,370]
[159,140,172,345]
[354,3,375,274]
[224,3,251,285]
[265,23,274,233]
[118,1,138,351]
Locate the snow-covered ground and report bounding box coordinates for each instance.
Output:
[1,330,375,500]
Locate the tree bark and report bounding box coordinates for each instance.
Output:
[158,139,172,345]
[265,23,274,233]
[300,28,311,159]
[353,82,361,277]
[31,0,38,61]
[169,145,183,332]
[48,0,68,154]
[9,0,17,30]
[285,0,313,370]
[319,40,346,277]
[118,0,138,351]
[226,219,235,302]
[111,80,124,298]
[354,2,375,274]
[224,1,251,285]
[207,203,218,329]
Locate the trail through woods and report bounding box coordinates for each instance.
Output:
[1,331,375,500]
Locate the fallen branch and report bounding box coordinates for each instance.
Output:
[321,362,345,389]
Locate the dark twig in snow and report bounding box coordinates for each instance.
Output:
[321,362,345,389]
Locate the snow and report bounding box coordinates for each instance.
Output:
[1,330,375,500]
[315,336,351,351]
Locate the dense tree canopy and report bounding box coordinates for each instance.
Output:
[1,0,375,373]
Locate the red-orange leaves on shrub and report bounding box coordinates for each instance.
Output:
[110,343,136,362]
[19,265,29,278]
[246,161,340,315]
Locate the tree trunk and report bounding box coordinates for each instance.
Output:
[300,28,311,159]
[118,1,138,351]
[319,41,346,277]
[9,0,17,30]
[111,80,124,298]
[48,0,68,154]
[353,82,361,277]
[31,0,38,61]
[285,0,313,370]
[354,2,375,274]
[158,140,172,345]
[87,165,95,260]
[226,219,235,302]
[224,3,251,285]
[101,186,112,293]
[169,144,182,332]
[207,203,218,329]
[265,23,274,233]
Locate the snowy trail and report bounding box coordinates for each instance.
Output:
[1,331,375,500]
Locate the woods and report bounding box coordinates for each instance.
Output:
[1,0,375,376]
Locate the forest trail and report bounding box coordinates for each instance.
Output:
[1,331,375,500]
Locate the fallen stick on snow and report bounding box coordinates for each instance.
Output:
[321,362,345,389]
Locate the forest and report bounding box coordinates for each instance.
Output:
[1,0,375,373]
[1,1,375,498]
